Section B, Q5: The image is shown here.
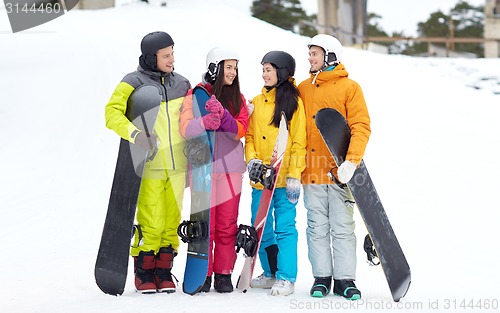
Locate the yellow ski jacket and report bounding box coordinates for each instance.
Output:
[105,66,191,171]
[245,86,307,189]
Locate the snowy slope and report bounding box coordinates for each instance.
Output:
[1,1,500,312]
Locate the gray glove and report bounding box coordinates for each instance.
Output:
[247,158,262,173]
[134,132,158,150]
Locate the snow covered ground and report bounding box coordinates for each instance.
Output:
[1,1,499,312]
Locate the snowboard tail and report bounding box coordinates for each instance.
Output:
[95,85,162,296]
[315,108,411,302]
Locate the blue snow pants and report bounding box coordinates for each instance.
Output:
[250,187,298,282]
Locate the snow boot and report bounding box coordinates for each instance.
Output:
[250,244,279,289]
[155,246,176,293]
[310,276,332,298]
[214,273,233,293]
[250,273,276,288]
[333,279,361,300]
[271,279,295,296]
[200,276,212,293]
[134,250,157,294]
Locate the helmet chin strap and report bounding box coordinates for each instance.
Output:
[310,60,338,84]
[311,69,322,85]
[310,61,327,84]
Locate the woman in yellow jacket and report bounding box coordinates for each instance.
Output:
[105,31,191,294]
[245,51,306,296]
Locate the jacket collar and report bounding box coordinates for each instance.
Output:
[261,85,276,102]
[137,65,173,83]
[310,63,348,85]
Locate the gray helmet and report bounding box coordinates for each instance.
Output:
[261,51,296,85]
[140,31,174,70]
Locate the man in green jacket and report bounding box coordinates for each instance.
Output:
[104,31,191,294]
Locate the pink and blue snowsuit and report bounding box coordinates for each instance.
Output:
[180,83,249,275]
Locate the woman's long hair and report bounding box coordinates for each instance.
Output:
[211,61,243,116]
[270,78,299,128]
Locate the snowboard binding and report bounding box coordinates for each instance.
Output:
[363,234,380,266]
[184,138,211,167]
[235,224,258,257]
[177,220,208,243]
[248,162,277,190]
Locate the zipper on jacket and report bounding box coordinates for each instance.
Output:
[162,76,176,170]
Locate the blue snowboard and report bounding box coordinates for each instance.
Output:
[181,86,214,295]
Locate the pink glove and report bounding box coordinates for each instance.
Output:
[205,95,224,117]
[201,113,221,130]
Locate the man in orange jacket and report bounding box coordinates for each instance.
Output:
[298,34,371,300]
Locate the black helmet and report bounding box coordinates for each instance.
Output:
[140,31,174,71]
[261,51,296,85]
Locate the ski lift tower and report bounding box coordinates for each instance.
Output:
[485,0,500,57]
[316,0,367,46]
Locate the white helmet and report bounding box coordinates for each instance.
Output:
[308,34,343,66]
[205,47,239,83]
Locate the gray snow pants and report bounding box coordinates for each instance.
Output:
[303,184,356,280]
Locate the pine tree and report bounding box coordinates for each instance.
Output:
[367,13,388,38]
[251,0,317,36]
[415,0,484,56]
[450,1,484,57]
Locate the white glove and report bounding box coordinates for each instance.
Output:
[337,160,357,184]
[285,177,301,204]
[246,100,255,117]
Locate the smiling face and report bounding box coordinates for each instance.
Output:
[155,45,175,73]
[222,59,238,85]
[262,62,278,87]
[308,45,325,73]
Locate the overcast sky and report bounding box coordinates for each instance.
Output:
[0,0,486,37]
[301,0,486,36]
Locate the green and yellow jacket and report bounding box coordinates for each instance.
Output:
[105,66,191,171]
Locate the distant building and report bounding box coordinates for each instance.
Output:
[366,42,389,54]
[75,0,115,10]
[485,0,500,58]
[420,44,478,58]
[316,0,367,46]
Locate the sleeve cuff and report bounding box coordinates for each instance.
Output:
[130,129,140,143]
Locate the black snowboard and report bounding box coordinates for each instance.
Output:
[315,108,411,302]
[95,85,162,296]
